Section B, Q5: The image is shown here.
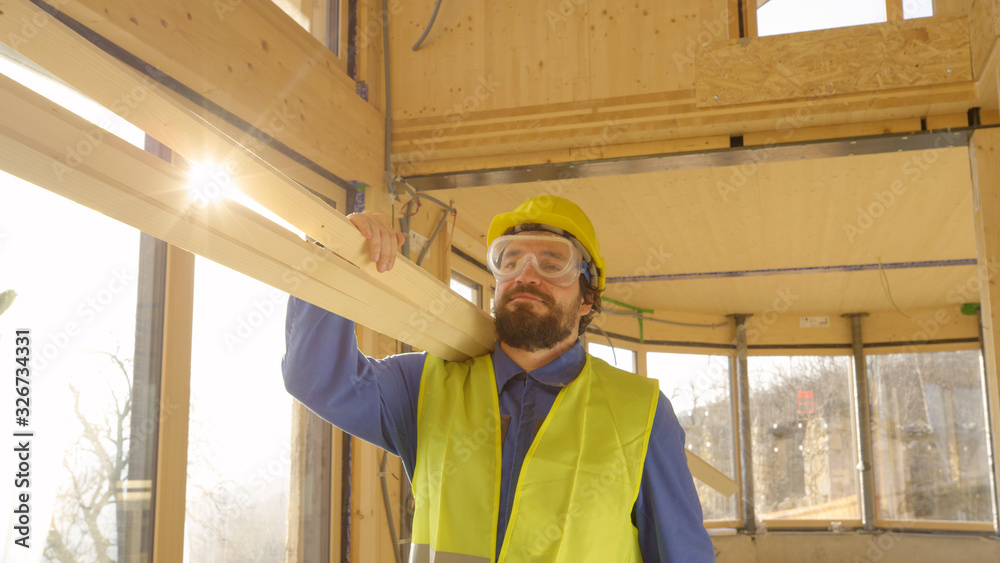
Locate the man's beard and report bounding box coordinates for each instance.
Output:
[494,284,576,352]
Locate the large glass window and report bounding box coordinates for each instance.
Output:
[588,342,636,373]
[2,172,148,561]
[183,257,292,561]
[869,350,991,522]
[1,46,153,562]
[647,352,737,521]
[758,0,887,36]
[748,355,859,521]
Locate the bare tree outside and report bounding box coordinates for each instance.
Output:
[44,347,133,563]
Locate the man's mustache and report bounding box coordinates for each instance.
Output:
[499,284,554,308]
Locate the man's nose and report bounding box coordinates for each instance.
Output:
[512,259,543,285]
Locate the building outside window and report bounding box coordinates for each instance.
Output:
[748,355,859,521]
[868,349,992,523]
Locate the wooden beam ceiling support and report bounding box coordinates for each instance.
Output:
[0,0,499,352]
[3,0,384,195]
[403,129,974,190]
[0,73,492,360]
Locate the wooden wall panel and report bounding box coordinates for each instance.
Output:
[55,0,384,188]
[695,16,971,107]
[389,0,729,117]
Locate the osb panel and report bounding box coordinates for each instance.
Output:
[695,15,972,107]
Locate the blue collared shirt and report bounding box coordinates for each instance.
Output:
[282,297,715,562]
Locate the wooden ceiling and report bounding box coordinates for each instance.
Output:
[437,146,978,317]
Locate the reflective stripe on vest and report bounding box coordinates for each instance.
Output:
[411,353,658,562]
[408,544,491,563]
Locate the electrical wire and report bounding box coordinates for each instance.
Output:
[592,324,619,365]
[878,257,911,319]
[412,0,444,51]
[379,451,404,563]
[383,0,393,196]
[398,180,455,213]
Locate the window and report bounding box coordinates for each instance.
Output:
[868,350,991,522]
[1,46,153,561]
[183,257,292,560]
[647,352,737,521]
[748,355,859,521]
[2,172,150,560]
[758,0,887,37]
[450,271,482,308]
[588,342,637,373]
[904,0,934,19]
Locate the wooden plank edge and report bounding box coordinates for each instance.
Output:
[686,449,739,497]
[0,78,488,360]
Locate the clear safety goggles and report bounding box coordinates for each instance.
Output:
[487,234,586,287]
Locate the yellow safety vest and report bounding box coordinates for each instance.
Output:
[409,353,659,563]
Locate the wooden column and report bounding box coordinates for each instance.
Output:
[886,0,905,21]
[971,125,1000,536]
[152,245,195,563]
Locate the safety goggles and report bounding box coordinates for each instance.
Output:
[487,234,586,287]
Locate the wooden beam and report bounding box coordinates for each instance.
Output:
[696,15,972,107]
[0,1,497,351]
[152,244,194,563]
[0,73,491,360]
[61,0,381,182]
[687,450,738,497]
[3,0,383,190]
[970,126,1000,534]
[0,0,349,203]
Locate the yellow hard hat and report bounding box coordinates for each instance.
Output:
[487,196,605,291]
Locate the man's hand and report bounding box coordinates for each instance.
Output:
[348,211,406,272]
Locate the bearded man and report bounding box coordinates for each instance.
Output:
[282,196,715,562]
